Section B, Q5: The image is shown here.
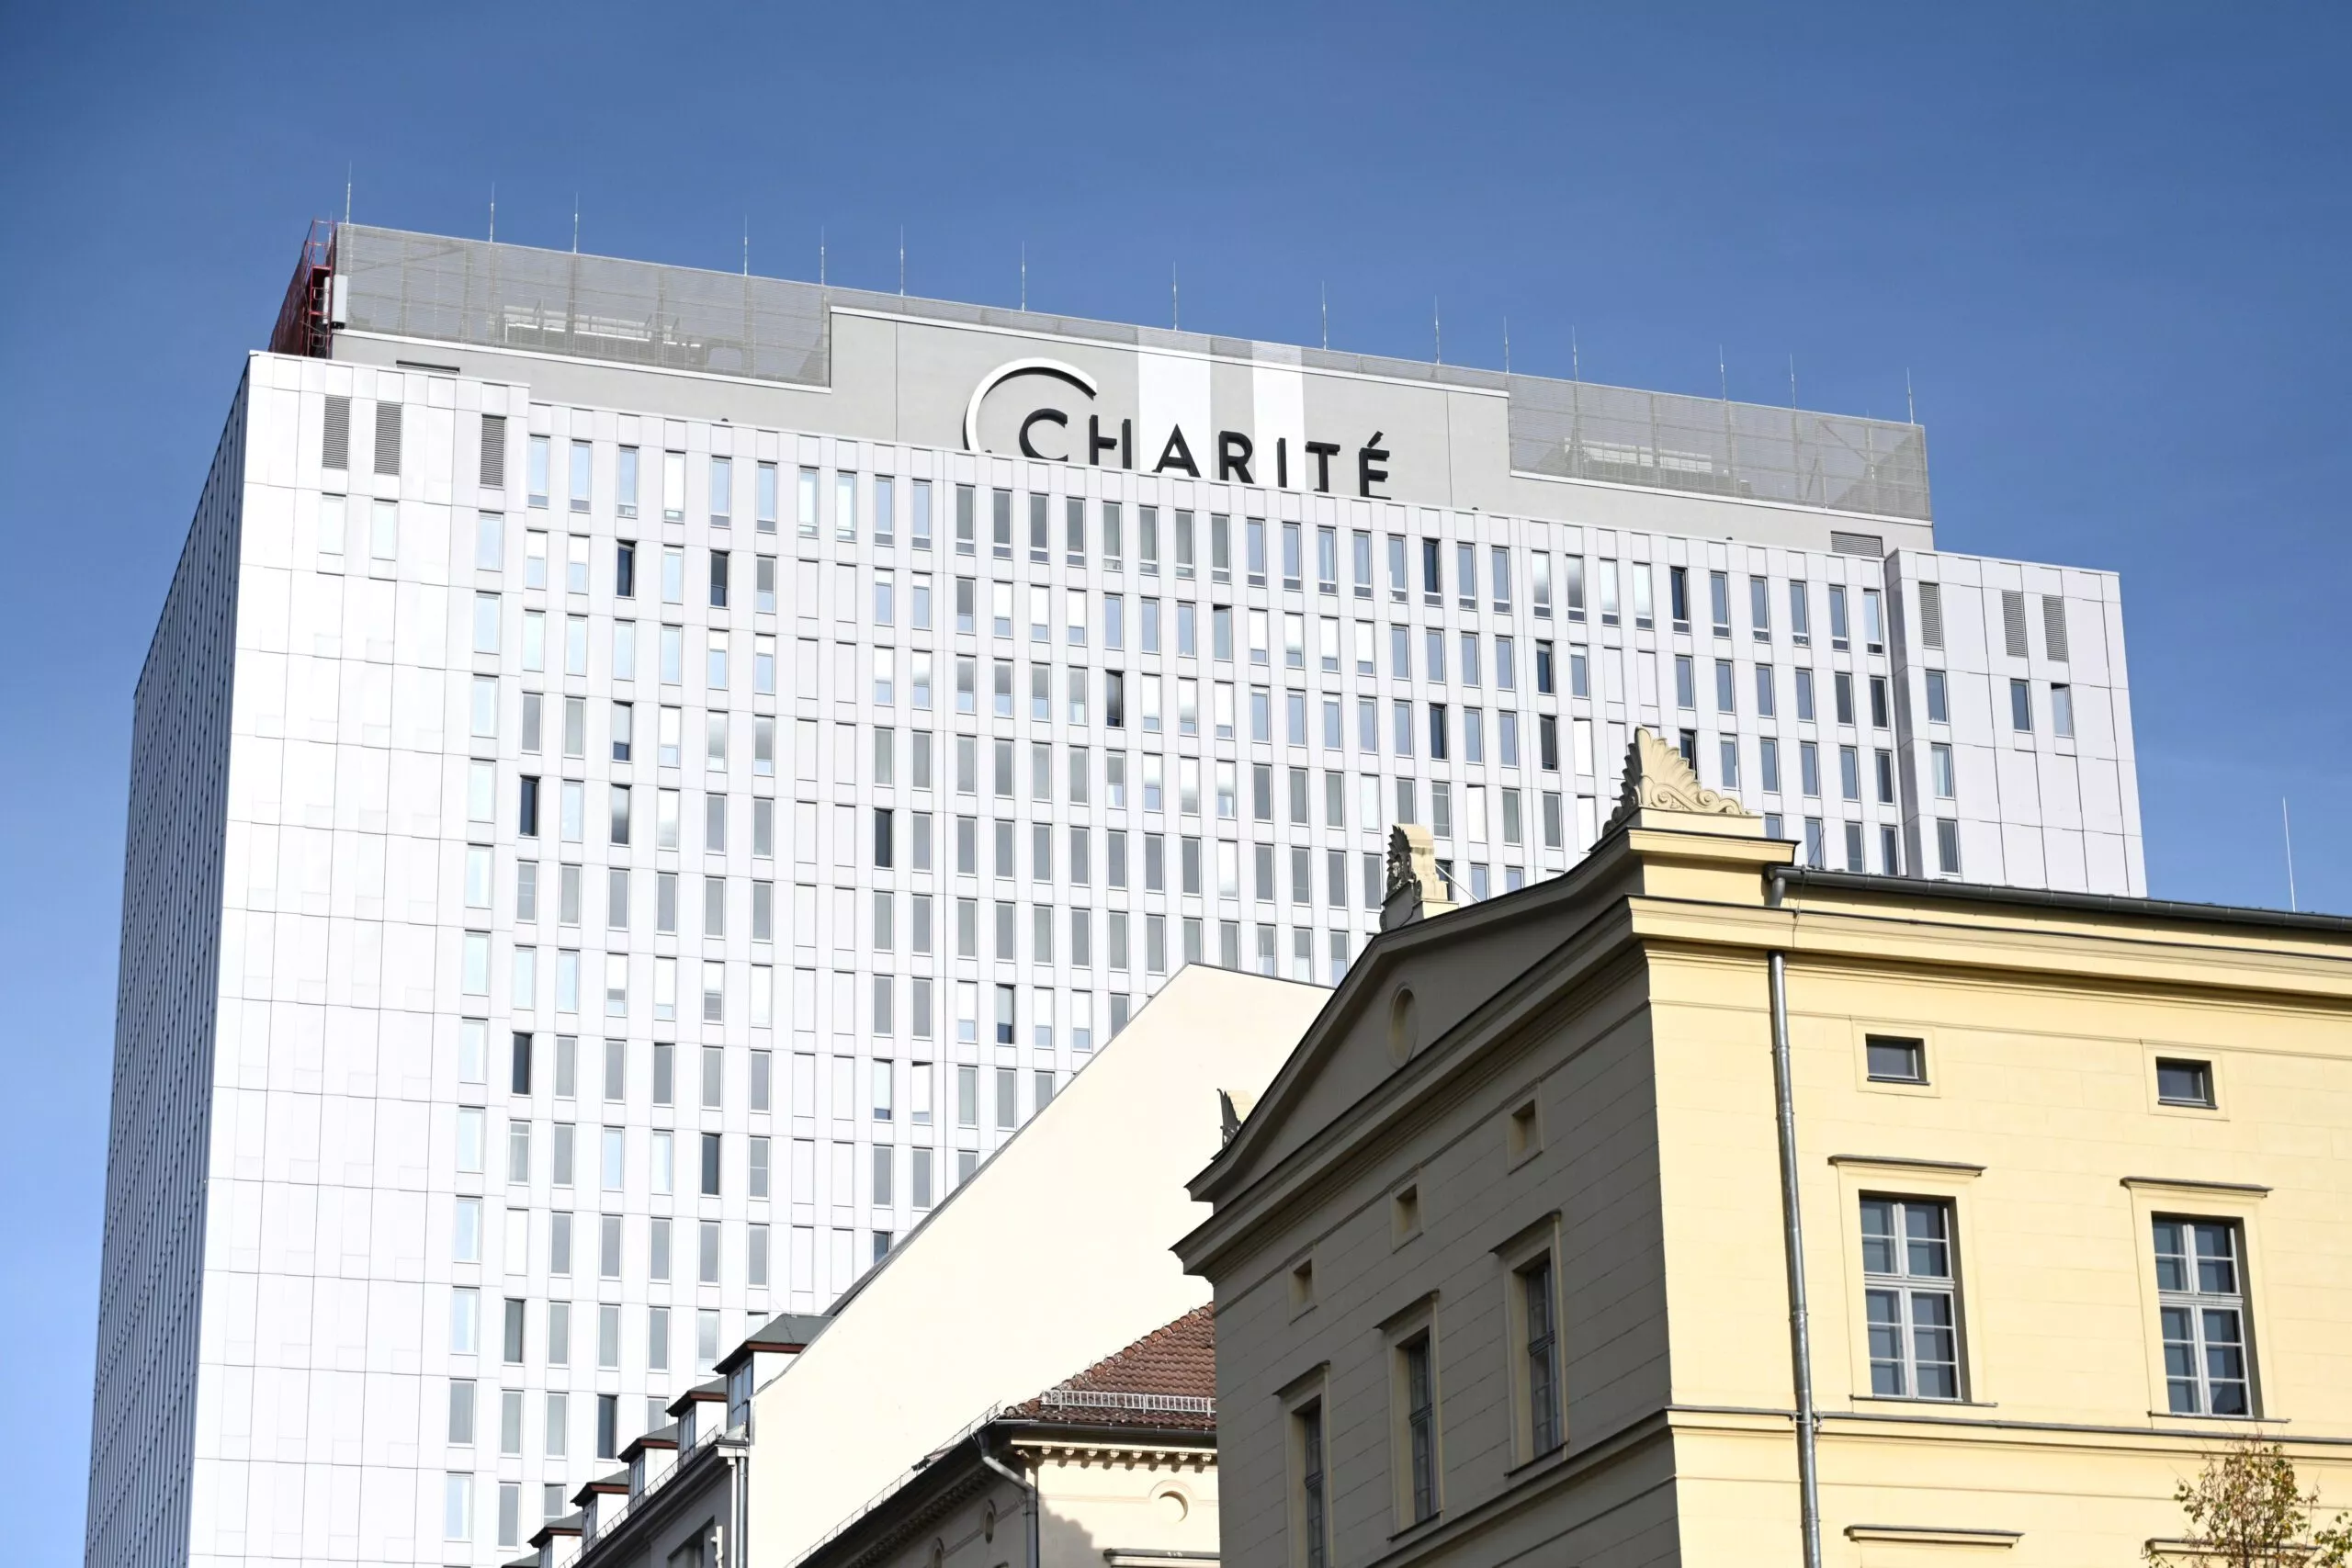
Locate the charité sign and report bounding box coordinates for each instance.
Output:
[961,357,1392,498]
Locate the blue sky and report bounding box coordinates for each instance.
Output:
[3,3,2346,1557]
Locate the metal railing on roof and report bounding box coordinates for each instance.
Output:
[1506,373,1930,521]
[578,1422,723,1557]
[787,1404,1004,1568]
[1036,1389,1215,1416]
[331,224,1930,523]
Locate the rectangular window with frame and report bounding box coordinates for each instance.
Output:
[1519,1258,1562,1456]
[1398,1334,1439,1524]
[1295,1402,1328,1568]
[2156,1057,2215,1109]
[1860,1196,1960,1400]
[1865,1035,1927,1083]
[2154,1217,2252,1416]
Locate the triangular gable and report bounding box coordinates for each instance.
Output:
[1194,735,1777,1208]
[1197,863,1620,1203]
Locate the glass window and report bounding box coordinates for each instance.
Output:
[1860,1198,1959,1399]
[2156,1058,2215,1108]
[1298,1404,1328,1568]
[1402,1336,1438,1521]
[616,448,639,517]
[708,455,732,524]
[1865,1036,1926,1083]
[2154,1218,2251,1415]
[1522,1259,1560,1453]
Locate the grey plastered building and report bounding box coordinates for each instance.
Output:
[87,221,2139,1568]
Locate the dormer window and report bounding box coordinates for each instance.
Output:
[728,1362,754,1432]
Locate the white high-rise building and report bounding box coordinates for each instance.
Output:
[88,221,2143,1568]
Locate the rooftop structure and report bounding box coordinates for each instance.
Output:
[292,223,1931,529]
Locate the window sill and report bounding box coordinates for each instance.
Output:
[1504,1441,1567,1478]
[1846,1525,2019,1549]
[1849,1394,1999,1409]
[2150,1410,2278,1423]
[1386,1513,1443,1544]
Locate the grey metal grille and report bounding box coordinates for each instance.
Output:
[2041,594,2069,662]
[335,224,1931,523]
[322,394,349,470]
[373,400,401,476]
[1918,581,1944,649]
[480,413,505,488]
[1510,375,1929,522]
[1830,530,1885,558]
[339,227,831,384]
[2002,591,2029,659]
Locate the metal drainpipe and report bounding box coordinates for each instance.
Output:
[718,1445,746,1568]
[978,1439,1039,1568]
[1767,869,1823,1568]
[738,1445,752,1568]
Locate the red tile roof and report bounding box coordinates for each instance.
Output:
[1006,1306,1216,1431]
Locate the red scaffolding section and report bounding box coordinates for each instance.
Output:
[268,219,337,358]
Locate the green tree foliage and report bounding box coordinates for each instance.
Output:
[2148,1437,2352,1568]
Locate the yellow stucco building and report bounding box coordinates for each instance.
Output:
[1179,732,2352,1568]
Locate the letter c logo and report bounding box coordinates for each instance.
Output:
[963,358,1099,453]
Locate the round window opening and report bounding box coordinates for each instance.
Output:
[1388,987,1419,1064]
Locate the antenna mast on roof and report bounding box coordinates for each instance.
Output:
[1719,345,1728,402]
[1571,325,1579,382]
[2284,798,2300,912]
[1788,355,1797,407]
[343,166,352,228]
[820,228,827,287]
[1171,265,1179,331]
[1432,298,1442,365]
[1906,368,1917,424]
[899,227,905,296]
[1503,317,1510,375]
[488,184,495,243]
[571,194,580,254]
[1021,243,1027,311]
[1320,282,1328,350]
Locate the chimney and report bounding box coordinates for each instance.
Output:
[1380,823,1458,930]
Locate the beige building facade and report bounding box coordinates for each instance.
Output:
[789,1309,1219,1568]
[1179,734,2352,1568]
